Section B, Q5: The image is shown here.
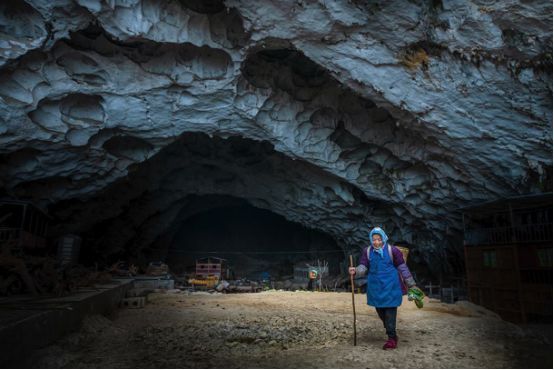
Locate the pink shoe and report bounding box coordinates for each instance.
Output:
[383,337,397,350]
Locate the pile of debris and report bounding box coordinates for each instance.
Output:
[0,240,116,297]
[215,279,262,293]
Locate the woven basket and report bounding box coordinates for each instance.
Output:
[396,246,409,263]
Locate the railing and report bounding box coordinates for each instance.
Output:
[0,227,20,242]
[465,223,553,245]
[514,223,552,242]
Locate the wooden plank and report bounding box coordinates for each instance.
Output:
[511,244,526,323]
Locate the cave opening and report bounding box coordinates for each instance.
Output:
[164,196,344,281]
[45,131,365,289]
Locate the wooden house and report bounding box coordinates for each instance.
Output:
[195,257,228,280]
[0,200,50,249]
[462,193,552,323]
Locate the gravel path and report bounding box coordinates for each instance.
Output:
[27,291,552,368]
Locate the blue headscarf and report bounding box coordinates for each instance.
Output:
[369,227,388,257]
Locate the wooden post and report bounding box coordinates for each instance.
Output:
[462,212,467,245]
[349,255,357,346]
[19,203,27,249]
[511,244,526,323]
[439,270,443,301]
[509,203,516,243]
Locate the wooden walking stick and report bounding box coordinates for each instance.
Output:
[349,255,357,346]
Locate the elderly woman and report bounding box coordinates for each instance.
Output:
[349,226,419,350]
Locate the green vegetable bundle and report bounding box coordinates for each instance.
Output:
[408,287,425,309]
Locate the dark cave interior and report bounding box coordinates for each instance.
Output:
[165,201,343,279]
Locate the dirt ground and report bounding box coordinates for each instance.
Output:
[27,290,552,368]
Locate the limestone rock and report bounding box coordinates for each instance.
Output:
[0,0,551,274]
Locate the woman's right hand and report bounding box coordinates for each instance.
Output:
[348,267,356,276]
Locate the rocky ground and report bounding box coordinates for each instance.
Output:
[27,291,552,368]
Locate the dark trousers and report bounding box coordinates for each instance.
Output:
[375,307,397,339]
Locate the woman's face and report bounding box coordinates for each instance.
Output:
[372,234,383,248]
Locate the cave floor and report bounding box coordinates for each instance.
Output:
[27,291,551,368]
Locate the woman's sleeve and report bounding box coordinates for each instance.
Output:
[356,247,369,275]
[392,247,416,287]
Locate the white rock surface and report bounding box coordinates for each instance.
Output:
[0,0,551,272]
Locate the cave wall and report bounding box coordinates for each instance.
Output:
[0,0,551,275]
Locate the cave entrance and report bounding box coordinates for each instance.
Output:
[164,195,343,283]
[61,132,366,291]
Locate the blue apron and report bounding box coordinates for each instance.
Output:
[366,245,402,308]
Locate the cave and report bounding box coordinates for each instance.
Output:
[164,196,343,279]
[0,0,552,368]
[67,131,351,279]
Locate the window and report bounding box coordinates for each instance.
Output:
[537,248,552,267]
[483,250,497,267]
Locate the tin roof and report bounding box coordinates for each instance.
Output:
[196,257,227,263]
[459,193,552,214]
[0,198,51,218]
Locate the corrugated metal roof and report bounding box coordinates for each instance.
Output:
[0,198,51,218]
[458,193,552,213]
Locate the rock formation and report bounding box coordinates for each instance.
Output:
[0,0,551,275]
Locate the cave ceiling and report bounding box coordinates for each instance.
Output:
[0,0,551,272]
